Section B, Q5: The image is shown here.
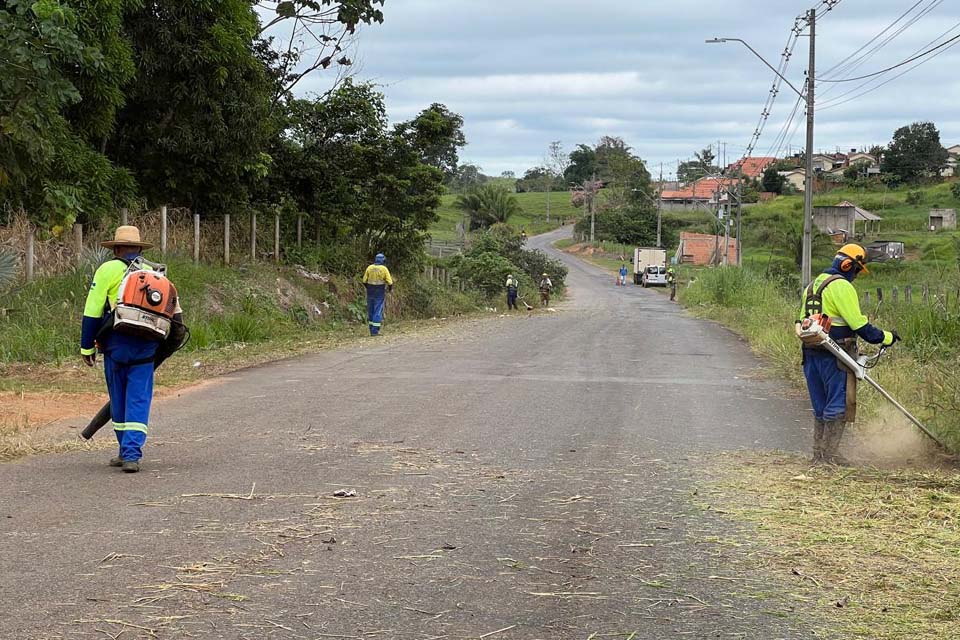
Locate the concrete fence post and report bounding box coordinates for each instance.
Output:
[193,213,200,264]
[876,287,883,303]
[297,215,303,249]
[224,214,231,265]
[121,207,128,225]
[274,213,280,263]
[250,212,257,261]
[905,285,912,303]
[160,205,168,255]
[892,286,899,304]
[25,226,35,282]
[73,223,83,258]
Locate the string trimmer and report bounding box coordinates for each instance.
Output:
[796,319,945,449]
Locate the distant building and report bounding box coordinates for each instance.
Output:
[779,168,806,191]
[866,240,905,263]
[929,209,957,230]
[812,201,882,242]
[660,177,737,210]
[942,145,960,177]
[726,157,777,179]
[676,231,738,266]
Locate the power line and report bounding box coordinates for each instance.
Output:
[817,30,960,82]
[819,0,943,84]
[818,20,960,108]
[817,0,924,79]
[818,30,960,111]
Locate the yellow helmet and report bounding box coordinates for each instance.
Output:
[837,243,869,274]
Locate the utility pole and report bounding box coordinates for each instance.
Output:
[589,171,596,244]
[735,176,743,266]
[656,163,663,248]
[801,8,816,286]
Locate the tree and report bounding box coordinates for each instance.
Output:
[500,170,515,179]
[515,166,552,193]
[256,0,385,106]
[678,145,719,183]
[881,122,949,183]
[0,0,136,229]
[109,0,274,215]
[564,144,597,184]
[448,164,487,192]
[455,184,522,230]
[398,103,466,179]
[761,167,786,194]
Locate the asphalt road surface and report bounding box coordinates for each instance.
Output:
[2,227,816,639]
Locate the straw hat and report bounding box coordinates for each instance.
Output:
[101,225,153,249]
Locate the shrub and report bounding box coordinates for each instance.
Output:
[906,190,924,205]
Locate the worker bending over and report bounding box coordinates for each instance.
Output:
[797,243,899,464]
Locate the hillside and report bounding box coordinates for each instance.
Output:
[430,191,578,241]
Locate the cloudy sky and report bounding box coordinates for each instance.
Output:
[296,0,960,180]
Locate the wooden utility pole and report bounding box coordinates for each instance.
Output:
[160,205,168,256]
[224,214,231,264]
[25,226,34,282]
[193,214,200,264]
[589,171,596,244]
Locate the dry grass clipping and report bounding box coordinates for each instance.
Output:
[704,451,960,639]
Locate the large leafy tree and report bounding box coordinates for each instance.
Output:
[109,0,274,215]
[259,81,451,266]
[398,103,466,179]
[0,0,135,228]
[564,144,597,184]
[881,122,949,183]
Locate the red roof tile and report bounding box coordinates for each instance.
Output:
[727,156,777,178]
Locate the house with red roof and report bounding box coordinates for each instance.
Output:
[726,157,777,179]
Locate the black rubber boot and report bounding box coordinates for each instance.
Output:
[812,419,826,464]
[823,419,850,465]
[122,460,140,473]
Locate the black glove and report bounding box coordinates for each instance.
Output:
[891,331,902,344]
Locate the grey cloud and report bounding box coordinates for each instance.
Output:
[294,0,960,177]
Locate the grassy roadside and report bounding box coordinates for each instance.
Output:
[701,452,960,640]
[431,192,573,241]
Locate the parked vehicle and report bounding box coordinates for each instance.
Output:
[642,265,668,287]
[632,247,667,285]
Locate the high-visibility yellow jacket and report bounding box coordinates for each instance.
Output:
[363,264,394,286]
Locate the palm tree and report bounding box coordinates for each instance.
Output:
[455,184,522,230]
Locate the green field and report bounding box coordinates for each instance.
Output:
[430,191,578,241]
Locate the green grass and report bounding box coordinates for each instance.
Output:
[704,452,960,640]
[431,192,576,241]
[0,255,484,389]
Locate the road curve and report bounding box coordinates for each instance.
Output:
[1,228,814,639]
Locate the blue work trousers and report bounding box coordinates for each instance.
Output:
[104,354,155,462]
[802,348,847,421]
[366,284,386,335]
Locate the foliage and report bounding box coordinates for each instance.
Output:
[515,166,561,193]
[398,103,466,179]
[677,145,720,184]
[447,163,489,192]
[761,167,786,194]
[255,0,385,104]
[881,122,949,183]
[564,144,597,184]
[452,226,567,300]
[455,184,523,230]
[0,0,136,228]
[257,80,453,268]
[905,190,924,205]
[109,0,274,216]
[952,182,960,201]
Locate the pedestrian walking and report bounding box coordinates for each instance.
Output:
[797,244,899,464]
[80,226,183,473]
[505,274,519,310]
[363,253,394,336]
[538,273,553,307]
[619,263,628,287]
[667,267,677,301]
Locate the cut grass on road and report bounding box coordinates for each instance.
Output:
[702,451,960,640]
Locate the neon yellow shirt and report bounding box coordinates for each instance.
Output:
[363,264,394,286]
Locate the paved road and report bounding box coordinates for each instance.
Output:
[2,227,815,639]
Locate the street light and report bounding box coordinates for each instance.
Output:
[707,25,816,285]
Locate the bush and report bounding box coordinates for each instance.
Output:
[906,190,924,205]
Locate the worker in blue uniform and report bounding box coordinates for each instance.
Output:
[797,243,899,464]
[362,253,394,336]
[80,226,178,473]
